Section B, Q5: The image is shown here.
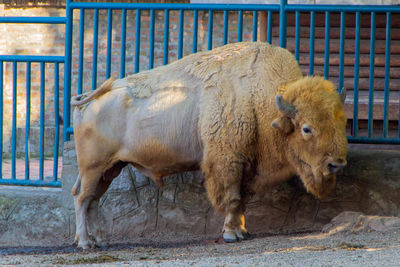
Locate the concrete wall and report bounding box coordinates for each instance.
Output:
[1,142,400,247]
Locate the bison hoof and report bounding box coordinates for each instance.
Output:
[223,230,252,243]
[90,234,106,247]
[241,231,252,240]
[77,240,97,250]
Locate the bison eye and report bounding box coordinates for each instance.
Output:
[302,126,312,135]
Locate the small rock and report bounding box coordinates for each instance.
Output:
[322,211,400,234]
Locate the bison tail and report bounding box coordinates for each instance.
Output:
[71,77,115,107]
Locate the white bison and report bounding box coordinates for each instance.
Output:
[71,42,347,249]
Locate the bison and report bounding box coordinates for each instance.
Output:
[71,42,348,249]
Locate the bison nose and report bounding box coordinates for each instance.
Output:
[327,159,347,174]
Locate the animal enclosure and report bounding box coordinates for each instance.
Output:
[0,0,400,186]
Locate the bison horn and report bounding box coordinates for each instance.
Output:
[339,88,346,104]
[275,94,297,118]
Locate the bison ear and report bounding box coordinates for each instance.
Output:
[339,88,346,104]
[271,116,294,134]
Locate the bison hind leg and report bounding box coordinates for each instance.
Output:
[86,198,103,246]
[74,191,95,249]
[73,166,106,249]
[87,161,128,246]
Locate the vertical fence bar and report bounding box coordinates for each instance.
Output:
[267,11,272,44]
[259,11,267,42]
[252,11,258,42]
[279,0,287,48]
[338,12,346,91]
[106,8,113,78]
[178,9,184,59]
[368,12,376,138]
[238,10,243,42]
[294,11,300,61]
[63,0,73,142]
[25,63,31,180]
[92,8,99,90]
[78,8,85,95]
[11,62,17,180]
[353,12,361,137]
[120,9,127,78]
[149,9,155,69]
[324,11,330,79]
[208,9,213,50]
[134,9,141,73]
[223,10,228,45]
[309,11,315,75]
[193,10,198,53]
[39,62,45,181]
[0,61,3,177]
[53,63,60,181]
[383,12,391,138]
[163,9,169,65]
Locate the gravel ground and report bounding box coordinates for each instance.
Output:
[1,230,400,266]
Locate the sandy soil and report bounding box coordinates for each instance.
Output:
[1,229,400,266]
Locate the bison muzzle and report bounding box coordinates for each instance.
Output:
[71,42,347,249]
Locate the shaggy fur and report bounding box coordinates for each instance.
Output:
[72,42,347,248]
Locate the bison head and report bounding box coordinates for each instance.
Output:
[271,76,348,199]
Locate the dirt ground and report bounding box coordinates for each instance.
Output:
[1,228,400,266]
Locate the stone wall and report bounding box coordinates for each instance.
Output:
[1,143,400,247]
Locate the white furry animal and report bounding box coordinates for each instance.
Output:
[71,42,347,249]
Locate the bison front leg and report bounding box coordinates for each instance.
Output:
[203,157,251,243]
[223,210,250,242]
[221,185,251,243]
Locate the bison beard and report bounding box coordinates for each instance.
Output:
[71,42,347,249]
[288,147,336,199]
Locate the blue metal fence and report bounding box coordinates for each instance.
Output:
[64,0,400,145]
[0,20,65,187]
[1,0,400,187]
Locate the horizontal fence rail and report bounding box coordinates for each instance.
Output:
[0,17,67,24]
[1,1,400,187]
[69,2,281,11]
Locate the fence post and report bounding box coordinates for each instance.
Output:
[63,0,73,142]
[279,0,287,48]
